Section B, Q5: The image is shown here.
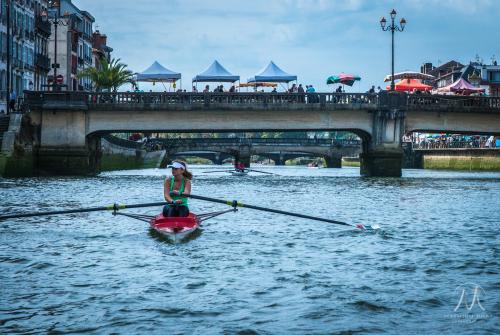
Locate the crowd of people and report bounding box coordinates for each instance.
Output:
[411,135,498,149]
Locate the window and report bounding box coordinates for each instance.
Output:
[489,71,500,83]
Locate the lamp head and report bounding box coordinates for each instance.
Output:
[390,9,397,19]
[400,18,406,29]
[380,17,387,29]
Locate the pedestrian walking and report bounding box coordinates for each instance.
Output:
[9,90,17,112]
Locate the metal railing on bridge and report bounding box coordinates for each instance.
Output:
[85,92,378,106]
[412,140,498,150]
[407,95,500,111]
[24,91,500,113]
[152,137,361,147]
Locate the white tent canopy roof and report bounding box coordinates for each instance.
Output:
[248,61,297,83]
[193,60,240,83]
[135,61,181,82]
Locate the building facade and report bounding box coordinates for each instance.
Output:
[92,29,112,71]
[47,0,95,91]
[0,0,50,113]
[421,60,464,88]
[422,58,500,96]
[34,0,50,91]
[0,0,40,112]
[476,61,500,97]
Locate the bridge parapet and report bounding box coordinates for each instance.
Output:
[152,137,361,148]
[24,91,500,113]
[407,95,500,113]
[25,91,379,111]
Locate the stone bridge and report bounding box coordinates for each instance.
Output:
[23,91,500,176]
[151,137,361,167]
[103,136,361,167]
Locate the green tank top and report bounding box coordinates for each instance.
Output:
[170,176,188,206]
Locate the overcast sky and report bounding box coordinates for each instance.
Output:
[74,0,498,92]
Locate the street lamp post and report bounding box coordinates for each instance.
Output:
[6,0,10,114]
[42,1,68,91]
[380,9,406,91]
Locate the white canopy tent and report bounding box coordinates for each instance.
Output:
[247,61,297,89]
[135,61,182,91]
[193,60,240,87]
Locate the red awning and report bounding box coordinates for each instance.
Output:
[387,78,432,92]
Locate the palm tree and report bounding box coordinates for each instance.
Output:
[78,58,134,92]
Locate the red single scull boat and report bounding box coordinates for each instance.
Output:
[112,207,237,243]
[150,213,200,242]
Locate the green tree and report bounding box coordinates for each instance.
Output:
[78,58,134,92]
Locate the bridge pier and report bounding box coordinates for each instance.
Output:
[275,153,286,166]
[214,153,224,165]
[37,136,102,175]
[360,92,406,177]
[360,149,403,177]
[324,153,342,168]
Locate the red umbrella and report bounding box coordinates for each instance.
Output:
[386,79,432,92]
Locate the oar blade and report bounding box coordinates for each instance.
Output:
[355,223,381,231]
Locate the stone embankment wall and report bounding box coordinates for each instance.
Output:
[405,148,500,171]
[0,114,36,177]
[421,149,500,171]
[101,136,164,171]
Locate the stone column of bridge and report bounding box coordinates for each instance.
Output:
[214,152,224,165]
[275,152,285,166]
[360,92,406,177]
[31,102,102,175]
[324,152,342,168]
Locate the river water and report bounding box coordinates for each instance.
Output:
[1,166,499,334]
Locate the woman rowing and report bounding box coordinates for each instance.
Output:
[163,160,192,217]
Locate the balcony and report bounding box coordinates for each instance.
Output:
[36,18,52,36]
[36,54,51,71]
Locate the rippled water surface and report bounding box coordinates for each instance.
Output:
[1,166,499,334]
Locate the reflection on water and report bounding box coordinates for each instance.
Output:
[1,165,499,334]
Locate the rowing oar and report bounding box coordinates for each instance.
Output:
[246,168,279,175]
[0,201,168,221]
[183,194,379,230]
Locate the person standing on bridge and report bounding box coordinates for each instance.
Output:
[163,160,192,217]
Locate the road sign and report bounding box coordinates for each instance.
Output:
[56,75,64,84]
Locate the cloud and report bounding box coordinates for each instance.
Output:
[72,0,499,91]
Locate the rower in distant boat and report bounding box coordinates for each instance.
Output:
[235,161,246,172]
[163,160,192,217]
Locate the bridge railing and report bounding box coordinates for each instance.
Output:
[412,140,497,149]
[407,95,500,111]
[23,91,500,112]
[150,137,361,147]
[81,92,378,107]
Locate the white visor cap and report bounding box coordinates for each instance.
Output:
[167,161,185,169]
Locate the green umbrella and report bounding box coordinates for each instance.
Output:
[326,73,361,86]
